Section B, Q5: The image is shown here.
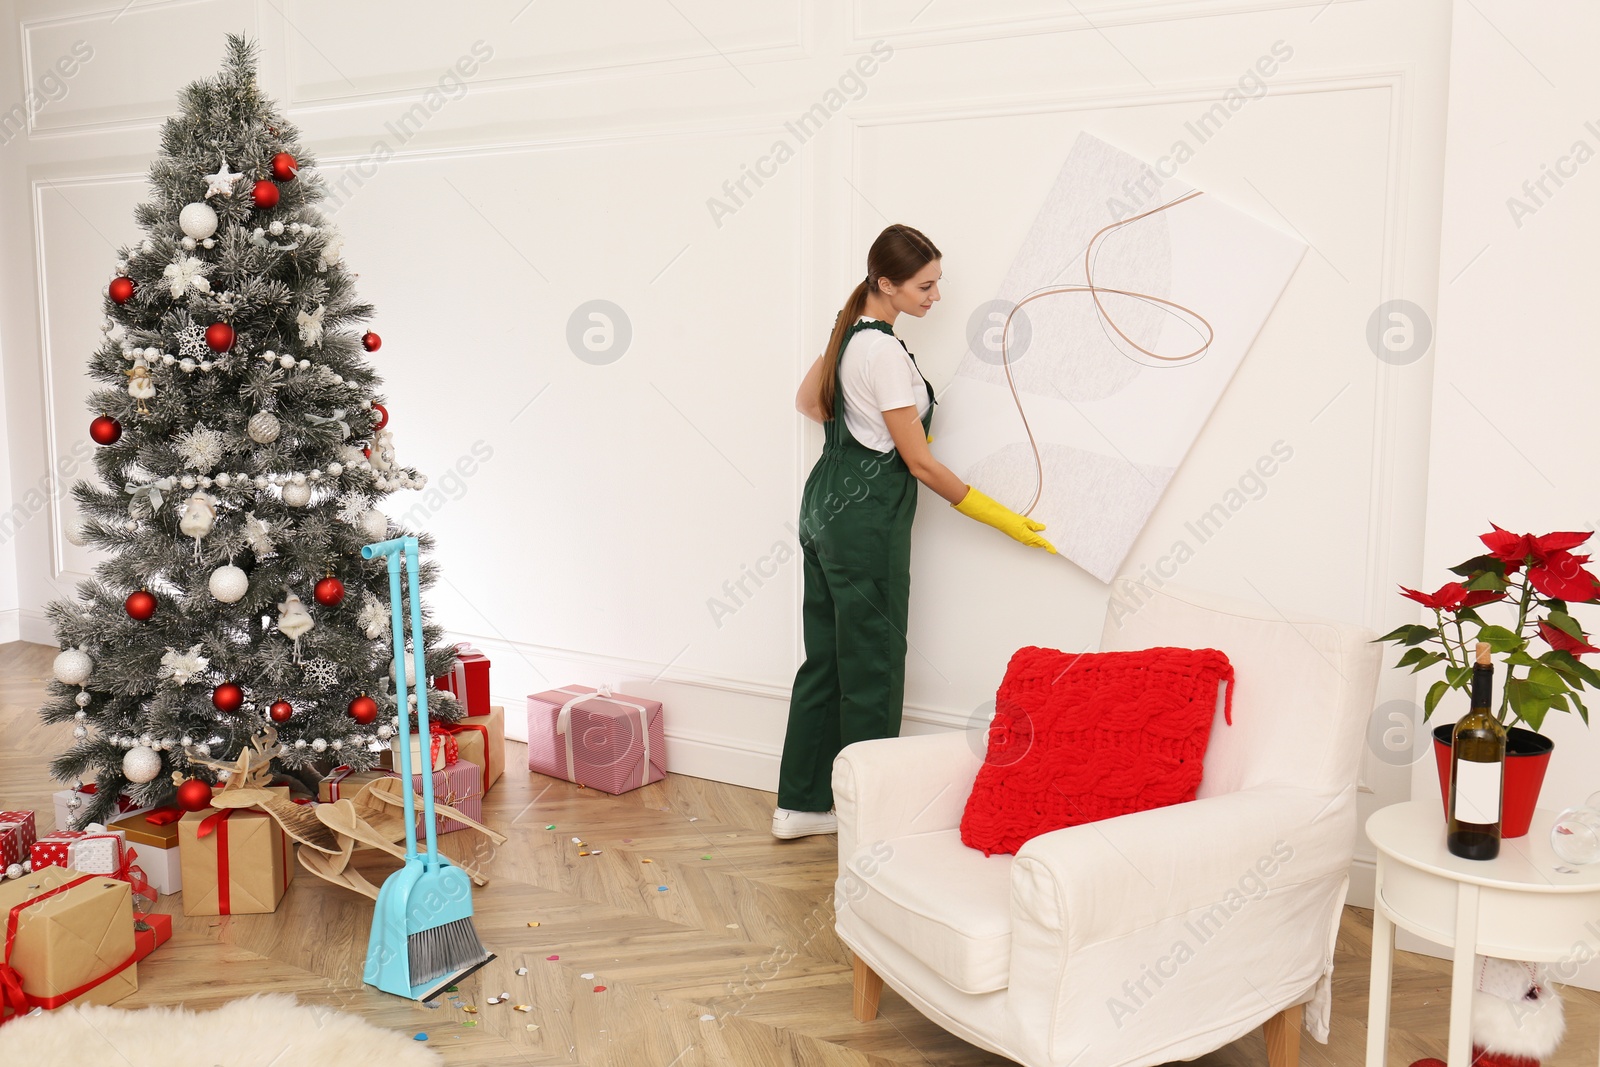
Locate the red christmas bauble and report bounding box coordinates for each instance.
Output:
[90,415,122,446]
[269,699,294,723]
[109,277,134,305]
[348,694,379,724]
[252,179,280,209]
[314,576,346,607]
[124,590,156,621]
[212,682,244,712]
[175,777,214,812]
[270,152,298,181]
[371,403,389,431]
[361,331,381,352]
[204,322,234,352]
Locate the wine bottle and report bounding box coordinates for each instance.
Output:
[1448,641,1507,860]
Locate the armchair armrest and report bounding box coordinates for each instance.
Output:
[832,731,985,860]
[1010,785,1356,945]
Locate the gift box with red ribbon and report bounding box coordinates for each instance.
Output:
[527,686,666,794]
[31,827,126,877]
[51,785,139,832]
[316,766,390,803]
[0,866,138,1024]
[130,911,171,964]
[177,807,293,916]
[384,730,457,773]
[434,705,505,792]
[385,759,482,837]
[0,812,35,869]
[432,642,491,717]
[108,809,184,896]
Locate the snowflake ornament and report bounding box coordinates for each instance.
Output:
[296,303,326,347]
[176,325,208,362]
[242,511,276,557]
[357,590,389,640]
[174,423,226,473]
[162,256,211,299]
[317,230,344,272]
[336,492,372,526]
[301,657,339,689]
[159,643,210,685]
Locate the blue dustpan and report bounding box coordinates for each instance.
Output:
[361,535,494,1001]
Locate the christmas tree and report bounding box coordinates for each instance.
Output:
[42,35,461,829]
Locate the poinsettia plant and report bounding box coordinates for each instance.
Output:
[1378,524,1600,730]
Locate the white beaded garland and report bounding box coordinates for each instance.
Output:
[281,482,312,507]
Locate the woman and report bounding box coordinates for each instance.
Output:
[773,223,1056,840]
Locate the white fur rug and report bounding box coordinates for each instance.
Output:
[0,993,442,1065]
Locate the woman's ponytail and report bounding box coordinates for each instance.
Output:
[817,279,871,420]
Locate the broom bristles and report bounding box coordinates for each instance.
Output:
[408,915,491,990]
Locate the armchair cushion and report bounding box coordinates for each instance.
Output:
[959,646,1234,856]
[841,829,1015,994]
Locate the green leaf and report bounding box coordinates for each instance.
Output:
[1527,663,1568,697]
[1506,677,1550,731]
[1571,690,1589,725]
[1545,610,1583,640]
[1423,679,1451,720]
[1457,607,1487,627]
[1475,624,1523,653]
[1539,649,1584,683]
[1376,624,1436,646]
[1449,554,1507,578]
[1506,650,1541,669]
[1395,647,1443,672]
[1465,571,1508,593]
[1445,665,1473,689]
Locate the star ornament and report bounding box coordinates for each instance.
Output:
[203,155,243,198]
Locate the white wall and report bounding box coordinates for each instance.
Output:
[0,1,1461,903]
[1394,0,1600,983]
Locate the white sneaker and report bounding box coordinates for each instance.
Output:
[772,807,837,840]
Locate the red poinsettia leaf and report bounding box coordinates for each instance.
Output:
[1400,582,1467,610]
[1457,589,1506,610]
[1533,530,1594,554]
[1481,523,1532,564]
[1539,618,1600,656]
[1528,550,1600,601]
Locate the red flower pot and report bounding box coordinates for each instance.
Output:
[1431,723,1553,839]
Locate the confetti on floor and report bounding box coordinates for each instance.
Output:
[641,858,652,864]
[725,923,738,929]
[581,972,594,980]
[463,1020,477,1027]
[700,1014,715,1022]
[579,851,590,856]
[622,838,633,843]
[546,824,556,830]
[413,1033,428,1041]
[462,1006,478,1014]
[526,922,540,928]
[446,985,459,993]
[594,985,607,992]
[516,967,529,975]
[657,885,668,892]
[571,837,582,844]
[424,1001,442,1010]
[515,1004,532,1012]
[546,954,560,961]
[488,997,500,1005]
[701,854,712,860]
[526,1024,539,1030]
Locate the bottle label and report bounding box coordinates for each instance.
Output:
[1453,759,1503,825]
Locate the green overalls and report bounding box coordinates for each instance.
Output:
[778,318,937,812]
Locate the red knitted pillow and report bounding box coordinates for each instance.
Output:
[959,646,1234,857]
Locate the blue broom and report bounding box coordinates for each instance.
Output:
[360,535,494,1000]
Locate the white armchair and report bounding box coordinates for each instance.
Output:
[833,579,1382,1067]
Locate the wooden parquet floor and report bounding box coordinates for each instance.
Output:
[3,638,1598,1065]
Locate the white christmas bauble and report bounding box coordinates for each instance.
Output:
[179,202,219,240]
[359,510,388,541]
[330,739,343,751]
[247,411,281,444]
[202,238,215,249]
[311,738,328,753]
[215,472,231,487]
[326,462,343,477]
[53,646,92,685]
[391,655,416,687]
[75,690,91,707]
[298,359,310,370]
[122,745,161,783]
[4,864,19,880]
[209,564,248,603]
[181,236,197,250]
[180,475,196,489]
[376,724,393,739]
[282,482,312,507]
[278,355,295,369]
[293,739,306,750]
[65,521,87,547]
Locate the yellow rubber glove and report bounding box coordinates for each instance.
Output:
[952,486,1057,553]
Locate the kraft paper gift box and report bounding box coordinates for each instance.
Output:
[0,866,138,1021]
[177,807,294,916]
[386,759,482,837]
[432,642,491,717]
[31,827,126,877]
[0,810,36,868]
[317,765,391,803]
[108,810,184,896]
[527,686,667,794]
[52,784,139,831]
[435,704,506,791]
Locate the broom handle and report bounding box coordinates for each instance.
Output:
[405,537,441,866]
[362,536,420,861]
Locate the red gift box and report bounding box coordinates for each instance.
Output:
[131,911,171,963]
[31,829,125,876]
[527,686,666,794]
[0,812,35,868]
[385,760,482,837]
[432,642,490,717]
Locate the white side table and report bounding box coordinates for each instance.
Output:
[1365,799,1600,1067]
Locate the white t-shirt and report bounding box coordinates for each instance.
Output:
[838,316,931,452]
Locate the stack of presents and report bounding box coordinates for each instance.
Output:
[1,643,668,1024]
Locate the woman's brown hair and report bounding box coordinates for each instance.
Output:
[817,223,941,419]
